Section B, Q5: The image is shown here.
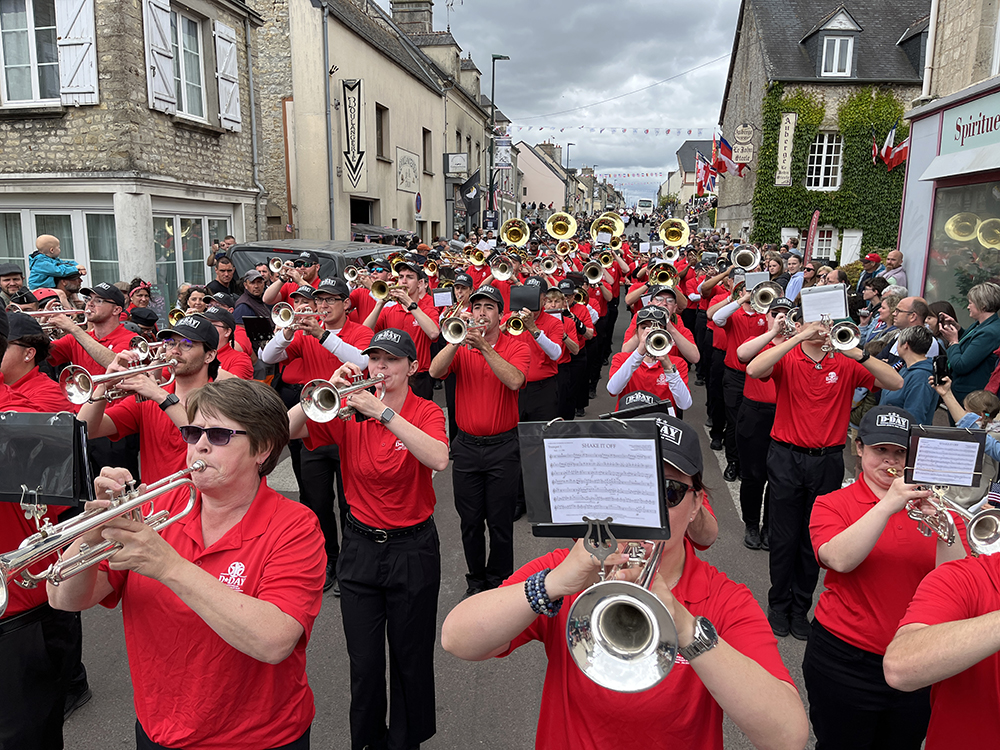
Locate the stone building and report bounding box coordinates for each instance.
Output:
[0,0,262,303]
[716,0,928,264]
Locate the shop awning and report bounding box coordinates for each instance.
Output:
[920,143,1000,181]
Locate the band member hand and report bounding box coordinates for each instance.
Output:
[880,476,932,516]
[99,506,183,581]
[769,312,786,335]
[389,287,411,306]
[520,308,539,334]
[544,538,629,599]
[297,315,324,339]
[799,321,825,342]
[464,324,488,352]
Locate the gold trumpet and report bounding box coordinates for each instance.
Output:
[300,373,387,423]
[978,218,1000,249]
[468,249,488,267]
[658,219,689,247]
[168,308,186,327]
[500,218,531,248]
[60,361,177,405]
[505,313,527,335]
[546,212,578,240]
[371,281,405,301]
[271,302,322,329]
[0,462,207,617]
[424,260,439,277]
[944,212,981,242]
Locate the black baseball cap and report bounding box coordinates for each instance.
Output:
[557,279,576,296]
[470,284,504,313]
[453,272,474,288]
[295,251,320,266]
[362,328,417,361]
[10,288,37,306]
[653,413,704,475]
[394,260,423,278]
[290,285,315,300]
[81,281,126,308]
[315,278,350,298]
[858,406,913,448]
[130,308,159,328]
[617,391,662,411]
[648,285,680,302]
[210,292,235,308]
[524,275,547,289]
[157,314,220,350]
[367,258,390,271]
[769,296,794,312]
[636,306,667,325]
[0,262,22,277]
[7,311,43,340]
[202,305,236,331]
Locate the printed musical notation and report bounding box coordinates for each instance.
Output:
[912,437,981,487]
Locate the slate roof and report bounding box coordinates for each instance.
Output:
[408,31,459,47]
[460,58,480,72]
[676,140,713,173]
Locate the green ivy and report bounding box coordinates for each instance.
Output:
[750,84,908,257]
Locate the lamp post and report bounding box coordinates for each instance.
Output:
[564,143,575,212]
[488,53,510,216]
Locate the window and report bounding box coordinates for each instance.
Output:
[822,36,853,77]
[154,214,227,305]
[0,0,58,103]
[85,214,119,286]
[422,128,433,174]
[455,130,461,152]
[170,9,205,118]
[813,228,836,260]
[35,214,74,260]
[0,213,23,271]
[806,133,843,190]
[375,103,388,158]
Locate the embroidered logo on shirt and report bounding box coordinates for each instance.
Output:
[219,561,247,592]
[757,319,765,326]
[825,371,839,385]
[394,439,407,452]
[656,372,669,386]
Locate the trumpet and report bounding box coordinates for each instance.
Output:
[128,337,168,361]
[60,361,177,405]
[11,306,88,339]
[661,246,680,263]
[895,475,1000,556]
[505,313,527,335]
[583,261,605,284]
[300,373,387,423]
[268,257,286,274]
[829,321,861,350]
[371,281,405,301]
[271,302,323,329]
[491,258,513,282]
[500,218,531,248]
[645,324,674,357]
[657,219,689,247]
[541,256,559,275]
[0,462,207,617]
[732,245,761,270]
[599,251,616,269]
[749,281,783,315]
[568,540,677,692]
[344,265,361,284]
[546,212,577,240]
[441,315,486,345]
[168,308,186,327]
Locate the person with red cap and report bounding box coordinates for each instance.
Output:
[857,253,886,294]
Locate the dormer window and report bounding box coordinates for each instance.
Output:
[822,36,853,76]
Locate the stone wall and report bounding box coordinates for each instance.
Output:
[933,0,999,97]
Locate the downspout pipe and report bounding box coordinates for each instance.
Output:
[323,5,336,239]
[244,17,265,241]
[922,0,940,100]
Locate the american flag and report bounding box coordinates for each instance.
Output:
[987,481,1000,509]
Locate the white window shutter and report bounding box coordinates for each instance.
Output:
[55,0,99,105]
[214,21,241,132]
[143,0,175,114]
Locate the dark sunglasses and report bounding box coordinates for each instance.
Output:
[179,425,248,446]
[665,479,693,507]
[293,261,307,268]
[805,267,815,271]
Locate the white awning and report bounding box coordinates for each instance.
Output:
[920,143,1000,181]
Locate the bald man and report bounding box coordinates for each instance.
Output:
[28,235,86,290]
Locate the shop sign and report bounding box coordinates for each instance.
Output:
[775,113,797,186]
[942,90,1000,155]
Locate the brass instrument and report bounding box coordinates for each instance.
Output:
[438,279,455,289]
[599,212,626,237]
[730,280,746,301]
[573,288,588,306]
[662,246,680,264]
[568,541,678,692]
[541,257,559,275]
[599,251,616,269]
[609,235,623,251]
[781,309,797,338]
[491,257,514,282]
[749,281,783,315]
[645,324,674,357]
[556,241,574,257]
[424,260,438,277]
[583,261,605,284]
[896,476,1000,556]
[500,218,531,248]
[11,306,87,339]
[0,462,207,617]
[649,264,679,287]
[344,265,361,284]
[732,245,761,271]
[829,321,861,350]
[441,314,486,345]
[371,281,405,301]
[128,337,168,362]
[300,373,388,423]
[590,216,619,244]
[944,212,981,242]
[505,314,527,335]
[978,218,1000,249]
[545,212,578,240]
[60,361,177,405]
[657,219,689,247]
[271,302,323,329]
[468,249,488,267]
[168,308,186,327]
[268,257,285,274]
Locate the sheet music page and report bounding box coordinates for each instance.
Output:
[800,283,848,321]
[544,438,662,527]
[744,271,769,290]
[639,242,651,253]
[912,437,981,486]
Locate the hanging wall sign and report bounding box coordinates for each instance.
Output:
[341,79,367,193]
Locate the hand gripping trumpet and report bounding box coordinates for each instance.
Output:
[0,462,206,617]
[644,324,674,358]
[271,302,323,329]
[300,373,387,423]
[60,361,177,405]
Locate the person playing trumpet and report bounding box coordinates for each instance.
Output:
[2,312,75,411]
[262,250,322,306]
[49,378,326,750]
[608,306,692,415]
[348,258,392,325]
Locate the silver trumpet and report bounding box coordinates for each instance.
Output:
[568,541,678,692]
[441,316,486,345]
[60,361,177,405]
[128,337,169,362]
[829,321,861,350]
[900,477,1000,556]
[645,324,674,357]
[271,302,322,329]
[300,373,387,423]
[0,462,206,617]
[732,245,761,270]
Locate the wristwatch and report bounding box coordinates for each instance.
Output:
[531,329,541,340]
[407,301,419,312]
[857,350,871,364]
[158,393,180,412]
[679,616,718,661]
[378,406,396,425]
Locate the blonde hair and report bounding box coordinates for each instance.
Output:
[964,390,1000,426]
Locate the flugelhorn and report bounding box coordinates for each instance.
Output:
[546,212,577,240]
[944,212,980,242]
[749,281,783,315]
[500,218,530,248]
[60,361,177,405]
[657,219,689,247]
[271,302,322,329]
[300,373,387,423]
[371,281,405,301]
[0,462,207,617]
[645,324,674,357]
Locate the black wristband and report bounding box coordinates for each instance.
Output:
[407,301,418,312]
[158,393,180,412]
[319,330,331,346]
[857,349,870,364]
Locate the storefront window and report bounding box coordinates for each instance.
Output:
[925,180,1000,326]
[85,214,120,286]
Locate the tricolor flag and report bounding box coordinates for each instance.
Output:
[714,136,747,177]
[880,120,898,165]
[886,136,909,170]
[871,125,879,165]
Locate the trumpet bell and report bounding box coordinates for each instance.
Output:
[506,316,526,335]
[301,379,342,423]
[583,262,604,284]
[344,266,360,283]
[59,365,94,406]
[541,257,558,275]
[546,212,578,240]
[945,212,981,242]
[830,321,861,350]
[978,218,1000,249]
[732,245,761,270]
[662,246,680,264]
[371,280,391,300]
[492,260,513,282]
[646,328,674,357]
[749,281,784,315]
[268,257,284,274]
[500,218,531,248]
[599,252,615,269]
[657,219,689,247]
[168,308,186,327]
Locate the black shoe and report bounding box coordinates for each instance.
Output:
[602,357,610,366]
[463,580,487,600]
[588,387,597,400]
[324,570,337,593]
[513,504,526,521]
[723,463,739,482]
[64,686,92,721]
[768,609,790,638]
[790,614,811,641]
[743,526,762,550]
[710,438,723,451]
[575,408,586,418]
[760,527,770,551]
[705,417,713,428]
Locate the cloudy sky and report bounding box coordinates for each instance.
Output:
[427,0,743,203]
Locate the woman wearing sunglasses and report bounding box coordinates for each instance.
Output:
[441,414,808,750]
[49,378,325,749]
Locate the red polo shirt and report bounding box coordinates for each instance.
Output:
[507,311,563,382]
[466,264,490,287]
[723,307,768,372]
[349,287,378,325]
[622,315,694,383]
[489,277,515,312]
[707,287,731,351]
[766,348,875,448]
[608,353,681,410]
[811,473,938,654]
[217,346,253,380]
[105,382,188,485]
[233,326,252,358]
[280,321,374,385]
[276,275,321,305]
[568,303,595,340]
[48,324,137,376]
[11,366,76,412]
[303,389,447,528]
[587,283,610,318]
[373,296,439,372]
[100,480,324,749]
[446,333,530,436]
[898,555,1000,749]
[499,542,794,750]
[554,313,579,365]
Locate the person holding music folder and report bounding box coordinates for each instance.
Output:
[746,317,904,642]
[49,378,325,750]
[289,329,449,750]
[441,414,808,750]
[805,406,965,750]
[430,284,531,597]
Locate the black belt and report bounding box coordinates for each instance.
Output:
[458,428,517,446]
[0,602,52,636]
[774,440,843,457]
[346,512,434,543]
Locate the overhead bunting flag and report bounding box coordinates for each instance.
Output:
[511,125,711,136]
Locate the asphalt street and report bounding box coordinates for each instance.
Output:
[64,227,820,749]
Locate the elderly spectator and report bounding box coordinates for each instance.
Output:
[884,284,908,299]
[941,282,1000,405]
[879,326,938,425]
[856,253,886,293]
[879,250,907,288]
[865,294,902,346]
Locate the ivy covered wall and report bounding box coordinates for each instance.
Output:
[750,83,912,258]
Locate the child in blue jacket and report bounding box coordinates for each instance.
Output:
[29,234,85,289]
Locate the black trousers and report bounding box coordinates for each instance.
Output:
[571,352,590,411]
[276,381,307,495]
[518,376,559,422]
[556,360,581,420]
[0,605,78,750]
[693,311,712,382]
[767,442,844,616]
[298,443,346,570]
[338,520,440,750]
[136,722,311,749]
[443,372,458,440]
[803,620,930,750]
[680,305,697,337]
[708,348,728,445]
[736,398,775,529]
[722,366,746,467]
[409,370,434,401]
[452,430,520,588]
[601,295,620,363]
[587,317,608,389]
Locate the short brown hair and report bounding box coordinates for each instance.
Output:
[185,379,289,476]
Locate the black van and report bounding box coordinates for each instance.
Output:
[228,239,400,281]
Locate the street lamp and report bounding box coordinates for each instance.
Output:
[488,53,510,215]
[564,143,575,212]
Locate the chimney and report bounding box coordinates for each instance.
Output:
[535,142,563,167]
[390,0,433,34]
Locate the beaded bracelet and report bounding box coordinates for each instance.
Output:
[524,568,563,618]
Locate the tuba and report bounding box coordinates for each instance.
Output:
[657,219,689,248]
[590,216,619,244]
[546,212,578,240]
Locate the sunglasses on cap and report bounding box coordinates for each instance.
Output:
[665,478,693,507]
[179,425,248,446]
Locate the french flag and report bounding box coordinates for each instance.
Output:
[880,121,898,165]
[715,136,747,177]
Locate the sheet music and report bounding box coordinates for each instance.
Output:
[800,283,848,321]
[597,232,612,244]
[912,437,981,487]
[544,438,662,527]
[744,271,769,290]
[639,242,651,253]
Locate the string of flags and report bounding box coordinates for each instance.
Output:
[510,125,714,136]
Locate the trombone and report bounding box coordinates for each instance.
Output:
[424,260,439,277]
[546,212,577,240]
[300,373,387,423]
[468,248,488,267]
[271,302,322,329]
[599,251,616,269]
[0,462,207,617]
[60,361,177,405]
